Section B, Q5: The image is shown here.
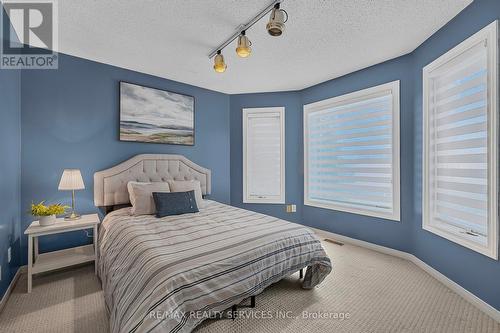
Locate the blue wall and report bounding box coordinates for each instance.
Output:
[300,56,414,253]
[0,10,21,299]
[230,57,414,253]
[411,0,500,310]
[20,53,231,262]
[229,0,500,311]
[230,91,303,223]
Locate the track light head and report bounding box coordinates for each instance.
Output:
[236,30,252,58]
[209,1,290,71]
[213,50,227,73]
[266,3,287,37]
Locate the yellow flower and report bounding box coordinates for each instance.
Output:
[30,201,70,216]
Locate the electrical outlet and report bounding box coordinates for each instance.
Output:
[7,247,11,263]
[286,204,297,213]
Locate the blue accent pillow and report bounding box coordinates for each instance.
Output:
[153,190,199,218]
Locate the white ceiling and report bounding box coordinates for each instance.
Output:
[18,0,473,94]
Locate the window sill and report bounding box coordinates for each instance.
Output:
[243,197,285,204]
[423,222,497,259]
[304,199,400,222]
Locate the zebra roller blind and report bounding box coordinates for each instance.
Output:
[243,107,285,203]
[304,81,400,221]
[423,20,498,259]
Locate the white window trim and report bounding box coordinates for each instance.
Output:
[422,20,498,259]
[243,107,285,204]
[303,81,401,221]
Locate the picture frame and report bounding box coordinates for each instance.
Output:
[119,81,195,145]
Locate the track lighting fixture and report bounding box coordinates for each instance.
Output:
[208,1,288,73]
[236,31,252,58]
[267,3,288,37]
[213,50,227,73]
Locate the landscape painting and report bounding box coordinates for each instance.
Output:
[120,82,194,145]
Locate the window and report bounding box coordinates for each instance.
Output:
[423,21,498,259]
[243,107,285,203]
[304,81,400,221]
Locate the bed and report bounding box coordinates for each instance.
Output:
[94,154,332,333]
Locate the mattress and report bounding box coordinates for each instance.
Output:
[98,200,332,333]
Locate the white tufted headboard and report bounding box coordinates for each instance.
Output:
[94,154,211,207]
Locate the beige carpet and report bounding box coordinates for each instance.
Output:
[1,241,499,333]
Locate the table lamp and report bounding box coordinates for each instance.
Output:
[58,169,85,220]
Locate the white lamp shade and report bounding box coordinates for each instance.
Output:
[58,169,85,190]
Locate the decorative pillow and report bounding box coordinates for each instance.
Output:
[168,180,206,208]
[153,191,199,218]
[127,181,170,215]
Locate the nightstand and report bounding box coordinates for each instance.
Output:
[24,213,100,293]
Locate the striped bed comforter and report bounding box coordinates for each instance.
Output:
[98,200,332,333]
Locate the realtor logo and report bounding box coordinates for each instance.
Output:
[1,0,58,69]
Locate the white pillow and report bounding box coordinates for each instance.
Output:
[127,181,170,215]
[168,180,205,208]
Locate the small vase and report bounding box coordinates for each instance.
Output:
[38,215,56,226]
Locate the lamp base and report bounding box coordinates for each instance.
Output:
[64,212,81,221]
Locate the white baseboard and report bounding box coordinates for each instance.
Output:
[312,227,412,259]
[311,227,500,323]
[408,256,500,322]
[0,265,26,314]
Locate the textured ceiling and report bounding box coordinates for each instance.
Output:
[15,0,473,94]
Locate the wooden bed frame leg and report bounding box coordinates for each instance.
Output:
[299,268,304,279]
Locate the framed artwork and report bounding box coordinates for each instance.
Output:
[119,81,195,145]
